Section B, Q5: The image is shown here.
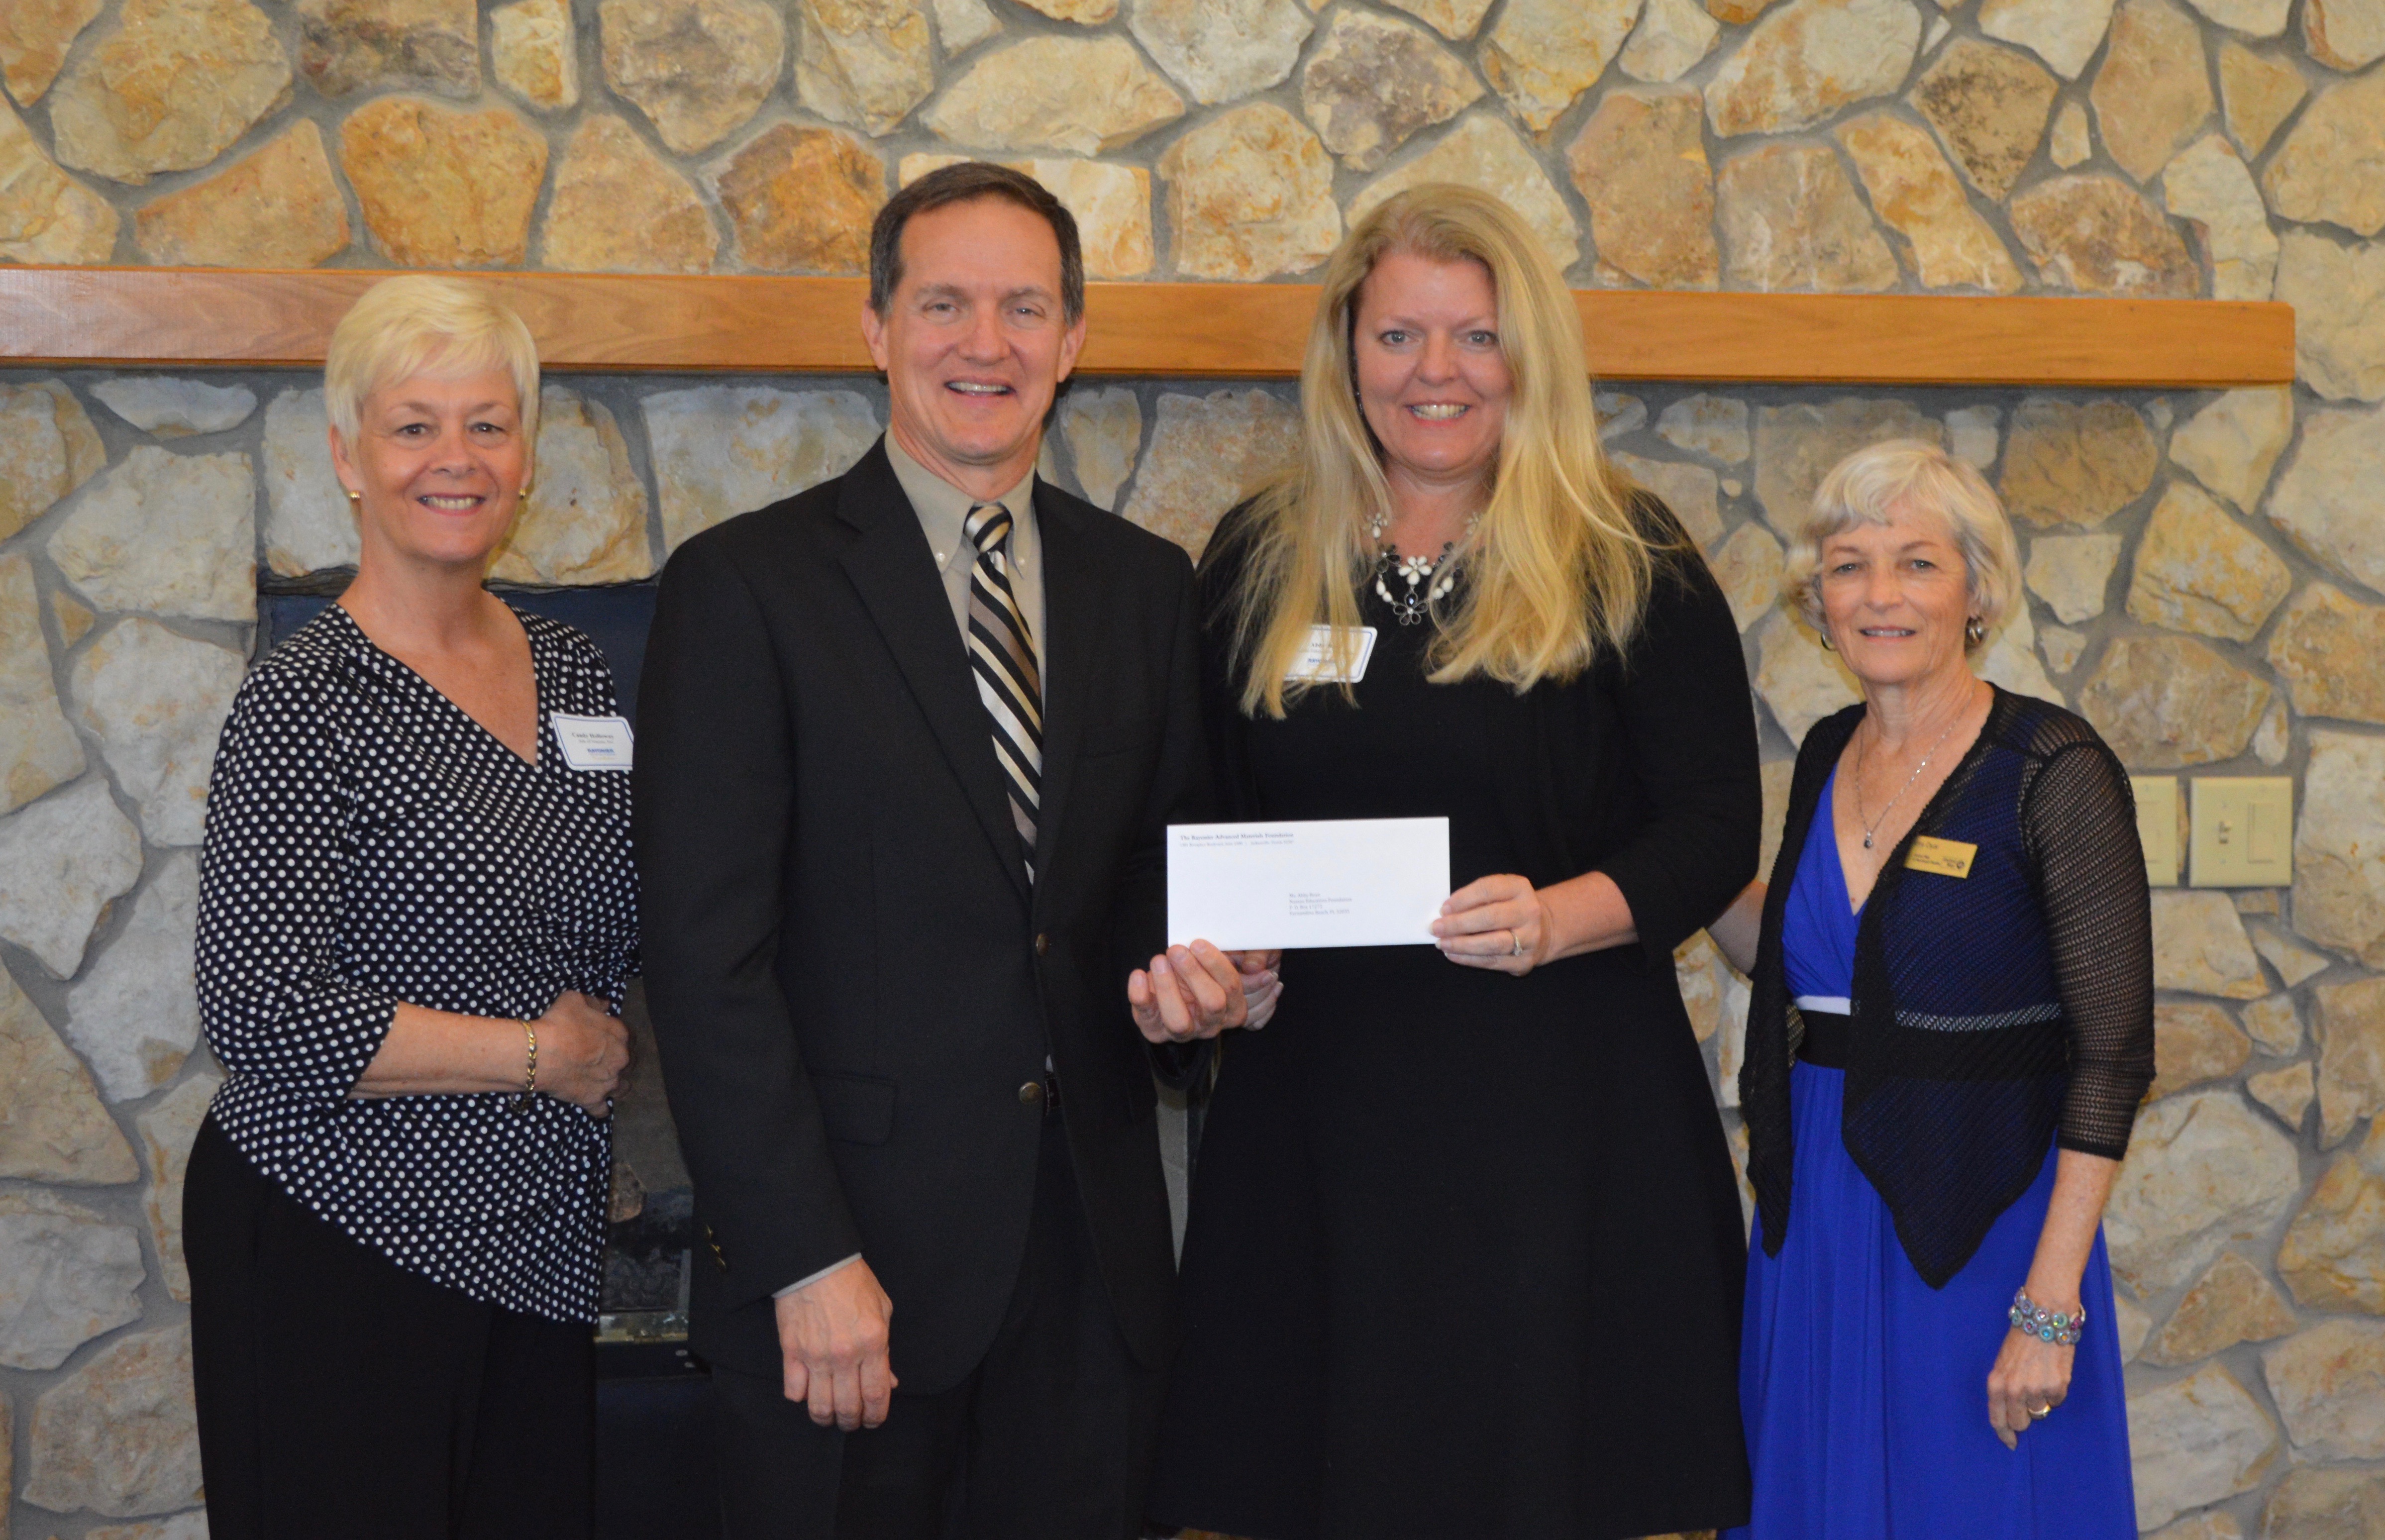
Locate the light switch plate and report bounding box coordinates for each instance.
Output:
[2191,777,2294,888]
[2133,776,2180,888]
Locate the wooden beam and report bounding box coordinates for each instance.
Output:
[0,266,2295,387]
[1573,291,2296,389]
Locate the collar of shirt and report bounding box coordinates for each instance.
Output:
[884,430,1040,582]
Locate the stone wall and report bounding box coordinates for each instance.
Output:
[3,0,2385,1536]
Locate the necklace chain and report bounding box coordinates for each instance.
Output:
[1854,709,1968,850]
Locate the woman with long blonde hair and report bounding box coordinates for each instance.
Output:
[1145,186,1760,1539]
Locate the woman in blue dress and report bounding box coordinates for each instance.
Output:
[1708,439,2153,1538]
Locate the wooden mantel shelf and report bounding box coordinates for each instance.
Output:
[0,267,2294,388]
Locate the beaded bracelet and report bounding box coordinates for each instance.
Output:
[2009,1287,2084,1346]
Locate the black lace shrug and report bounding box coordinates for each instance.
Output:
[1738,688,2156,1288]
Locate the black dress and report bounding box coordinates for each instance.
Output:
[1149,502,1760,1540]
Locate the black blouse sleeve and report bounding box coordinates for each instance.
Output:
[195,667,400,1099]
[1592,510,1764,971]
[2021,737,2156,1159]
[1192,501,1266,822]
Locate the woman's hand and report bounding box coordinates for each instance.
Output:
[1992,1151,2118,1447]
[1230,950,1283,1029]
[535,991,630,1117]
[1432,874,1555,975]
[1128,942,1276,1042]
[1987,1324,2075,1449]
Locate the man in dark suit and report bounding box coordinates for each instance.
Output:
[635,163,1276,1540]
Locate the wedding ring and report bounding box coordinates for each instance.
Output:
[2028,1404,2051,1420]
[1509,930,1525,956]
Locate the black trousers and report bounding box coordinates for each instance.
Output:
[184,1116,595,1540]
[711,1115,1162,1540]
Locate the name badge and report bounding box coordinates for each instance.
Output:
[1286,625,1378,684]
[550,713,634,771]
[1906,836,1976,878]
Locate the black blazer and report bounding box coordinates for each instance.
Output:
[634,440,1207,1391]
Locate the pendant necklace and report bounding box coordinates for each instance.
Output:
[1853,710,1966,850]
[1367,511,1476,626]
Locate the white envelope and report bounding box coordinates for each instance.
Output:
[1167,817,1451,950]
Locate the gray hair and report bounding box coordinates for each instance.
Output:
[1778,438,2021,649]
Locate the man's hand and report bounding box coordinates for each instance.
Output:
[774,1260,896,1430]
[1128,941,1276,1042]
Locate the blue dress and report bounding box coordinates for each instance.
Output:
[1728,772,2137,1540]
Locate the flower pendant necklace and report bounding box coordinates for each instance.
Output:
[1368,511,1475,626]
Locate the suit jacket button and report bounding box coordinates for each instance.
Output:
[1034,932,1050,957]
[1018,1080,1043,1105]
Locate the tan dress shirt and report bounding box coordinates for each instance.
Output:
[885,432,1045,670]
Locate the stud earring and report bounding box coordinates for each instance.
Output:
[345,488,361,513]
[1965,616,1986,647]
[518,478,534,499]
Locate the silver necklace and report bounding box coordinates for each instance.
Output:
[1853,710,1966,850]
[1367,512,1475,627]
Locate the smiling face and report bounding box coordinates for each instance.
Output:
[1815,499,1979,693]
[1351,250,1513,500]
[860,195,1086,498]
[328,366,527,575]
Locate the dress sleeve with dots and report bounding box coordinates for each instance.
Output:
[195,603,639,1324]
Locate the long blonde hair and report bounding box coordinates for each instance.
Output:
[1222,184,1659,719]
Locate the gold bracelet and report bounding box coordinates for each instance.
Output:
[520,1023,538,1106]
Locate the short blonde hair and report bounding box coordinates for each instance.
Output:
[324,275,540,450]
[1780,438,2021,650]
[1223,184,1658,719]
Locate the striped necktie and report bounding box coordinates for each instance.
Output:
[963,503,1042,879]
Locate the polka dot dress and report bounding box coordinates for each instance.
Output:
[195,603,638,1324]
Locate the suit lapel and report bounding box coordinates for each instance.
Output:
[833,442,1031,904]
[1029,487,1099,893]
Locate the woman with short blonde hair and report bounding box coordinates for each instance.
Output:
[1146,185,1761,1539]
[187,274,635,1540]
[1707,437,2149,1539]
[323,273,543,451]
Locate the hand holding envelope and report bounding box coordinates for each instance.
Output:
[1127,943,1281,1044]
[1159,818,1611,987]
[1168,819,1452,950]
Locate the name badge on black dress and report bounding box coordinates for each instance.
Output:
[1286,625,1377,683]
